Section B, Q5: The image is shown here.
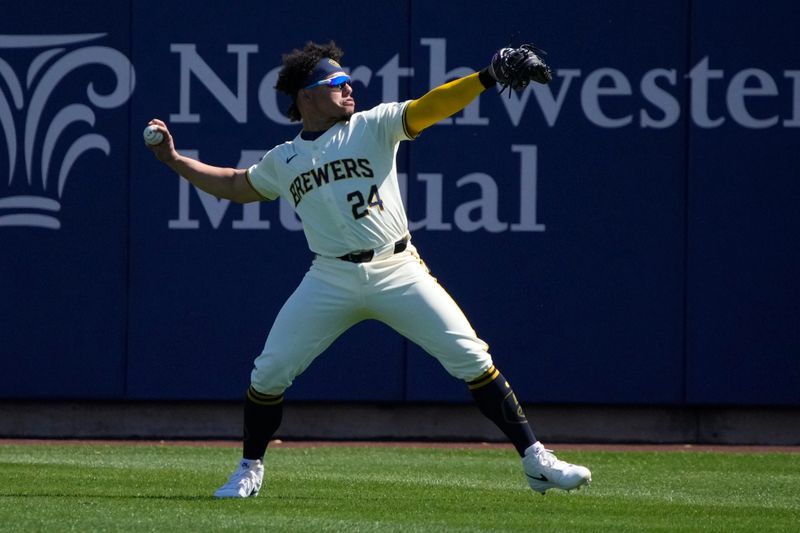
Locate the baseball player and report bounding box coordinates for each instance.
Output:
[145,41,591,498]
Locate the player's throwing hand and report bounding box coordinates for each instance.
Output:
[143,119,177,163]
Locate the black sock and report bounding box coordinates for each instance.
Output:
[242,385,284,460]
[468,366,537,457]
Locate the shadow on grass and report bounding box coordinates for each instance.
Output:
[1,489,389,503]
[0,493,215,502]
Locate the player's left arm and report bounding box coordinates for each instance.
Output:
[404,44,551,137]
[404,72,493,138]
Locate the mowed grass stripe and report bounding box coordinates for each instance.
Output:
[0,444,798,532]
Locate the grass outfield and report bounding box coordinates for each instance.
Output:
[1,443,799,532]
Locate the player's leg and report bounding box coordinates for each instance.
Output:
[365,252,537,454]
[465,366,590,492]
[246,268,363,457]
[466,365,537,456]
[367,251,591,493]
[215,265,362,498]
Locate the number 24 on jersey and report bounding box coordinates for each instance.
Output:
[347,185,384,219]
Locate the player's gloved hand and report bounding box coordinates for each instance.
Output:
[480,44,552,93]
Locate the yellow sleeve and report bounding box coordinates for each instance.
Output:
[404,72,487,138]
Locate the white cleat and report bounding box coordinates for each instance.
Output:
[522,442,591,494]
[214,458,264,498]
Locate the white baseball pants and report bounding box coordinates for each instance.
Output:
[250,244,494,395]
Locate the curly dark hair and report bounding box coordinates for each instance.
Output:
[275,41,344,122]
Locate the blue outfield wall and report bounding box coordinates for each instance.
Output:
[0,0,798,405]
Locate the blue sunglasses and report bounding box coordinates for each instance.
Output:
[304,74,351,90]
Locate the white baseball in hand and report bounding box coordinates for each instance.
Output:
[143,124,164,146]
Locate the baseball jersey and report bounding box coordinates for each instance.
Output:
[247,101,415,257]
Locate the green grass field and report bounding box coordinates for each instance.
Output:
[1,443,798,532]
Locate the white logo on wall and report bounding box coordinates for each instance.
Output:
[0,33,134,229]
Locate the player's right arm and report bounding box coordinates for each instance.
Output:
[144,119,263,204]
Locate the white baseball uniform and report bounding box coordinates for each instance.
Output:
[246,101,493,394]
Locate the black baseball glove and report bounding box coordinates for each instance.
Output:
[487,44,552,92]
